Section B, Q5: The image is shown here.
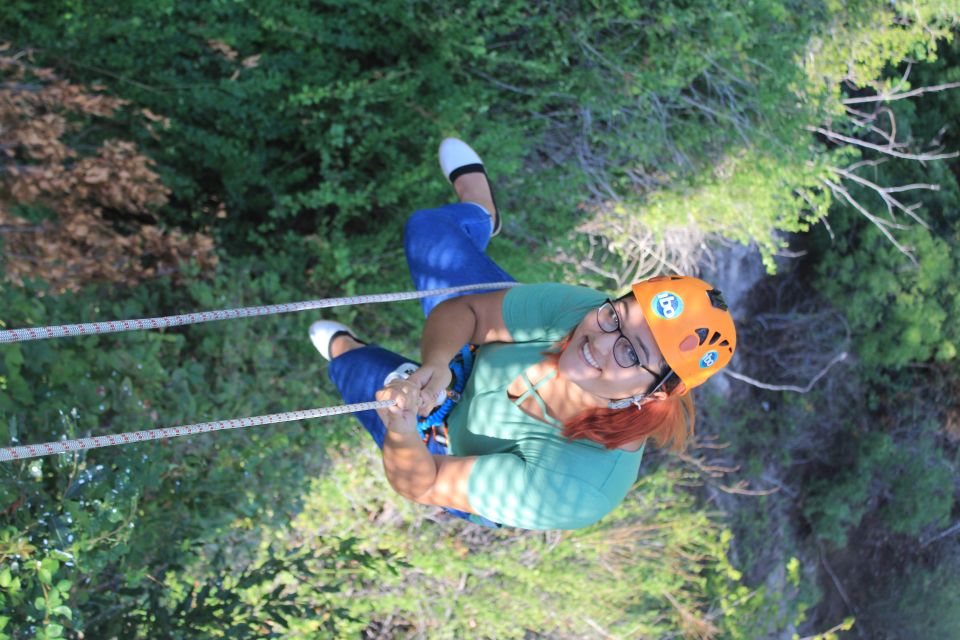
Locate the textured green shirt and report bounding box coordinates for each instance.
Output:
[447,283,645,530]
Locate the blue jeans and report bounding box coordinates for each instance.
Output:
[327,203,516,524]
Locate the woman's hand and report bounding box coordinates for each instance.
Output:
[406,363,452,417]
[375,378,424,433]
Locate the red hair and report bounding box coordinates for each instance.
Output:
[545,331,695,453]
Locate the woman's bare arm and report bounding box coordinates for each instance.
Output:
[382,422,478,513]
[420,289,511,363]
[409,454,477,512]
[411,289,512,411]
[377,378,477,513]
[382,289,512,509]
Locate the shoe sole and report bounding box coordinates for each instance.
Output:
[447,163,501,237]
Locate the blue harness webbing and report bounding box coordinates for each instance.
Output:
[416,343,476,446]
[412,343,502,529]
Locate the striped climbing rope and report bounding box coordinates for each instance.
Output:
[0,281,518,461]
[0,401,395,462]
[0,281,518,344]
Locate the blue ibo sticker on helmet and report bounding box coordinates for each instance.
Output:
[699,351,719,368]
[651,292,684,319]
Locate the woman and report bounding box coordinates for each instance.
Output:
[310,139,737,530]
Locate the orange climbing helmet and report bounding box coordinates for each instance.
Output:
[631,275,737,394]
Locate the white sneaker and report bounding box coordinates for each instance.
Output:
[309,320,360,361]
[439,137,484,179]
[438,138,501,236]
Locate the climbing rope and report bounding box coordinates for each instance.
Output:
[0,401,395,462]
[0,281,518,344]
[0,281,519,462]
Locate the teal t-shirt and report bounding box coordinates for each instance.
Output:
[447,283,645,530]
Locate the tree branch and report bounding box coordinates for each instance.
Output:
[822,178,916,263]
[723,351,848,393]
[831,166,936,229]
[842,80,960,104]
[808,125,959,161]
[817,541,867,639]
[717,480,780,496]
[921,520,960,548]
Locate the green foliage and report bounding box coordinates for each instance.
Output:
[282,446,812,639]
[3,0,953,270]
[1,1,958,637]
[0,258,369,637]
[808,26,960,370]
[576,0,958,273]
[802,432,891,549]
[120,538,402,638]
[795,26,960,558]
[799,0,956,108]
[0,0,541,252]
[877,427,954,536]
[813,167,960,371]
[797,398,953,549]
[861,549,960,640]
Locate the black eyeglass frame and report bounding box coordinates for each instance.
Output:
[598,298,675,396]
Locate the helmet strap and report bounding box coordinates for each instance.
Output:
[607,369,677,410]
[607,394,646,410]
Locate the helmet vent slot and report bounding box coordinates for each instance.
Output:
[708,331,722,345]
[695,328,709,344]
[707,289,728,311]
[719,339,730,347]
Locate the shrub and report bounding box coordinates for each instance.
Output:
[0,259,356,637]
[0,50,217,293]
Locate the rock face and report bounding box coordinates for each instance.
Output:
[700,240,806,640]
[700,240,768,397]
[703,241,768,312]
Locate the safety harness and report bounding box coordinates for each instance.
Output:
[416,343,476,446]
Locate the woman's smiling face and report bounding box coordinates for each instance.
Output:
[557,296,669,403]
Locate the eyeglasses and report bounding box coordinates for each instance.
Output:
[597,300,671,391]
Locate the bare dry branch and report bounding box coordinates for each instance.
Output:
[818,542,867,639]
[582,616,617,639]
[847,110,898,145]
[663,590,720,640]
[822,178,916,262]
[842,80,960,104]
[921,520,960,548]
[723,350,848,393]
[808,125,960,161]
[554,212,708,291]
[678,93,752,146]
[844,157,888,172]
[717,481,780,496]
[831,165,936,229]
[678,451,739,478]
